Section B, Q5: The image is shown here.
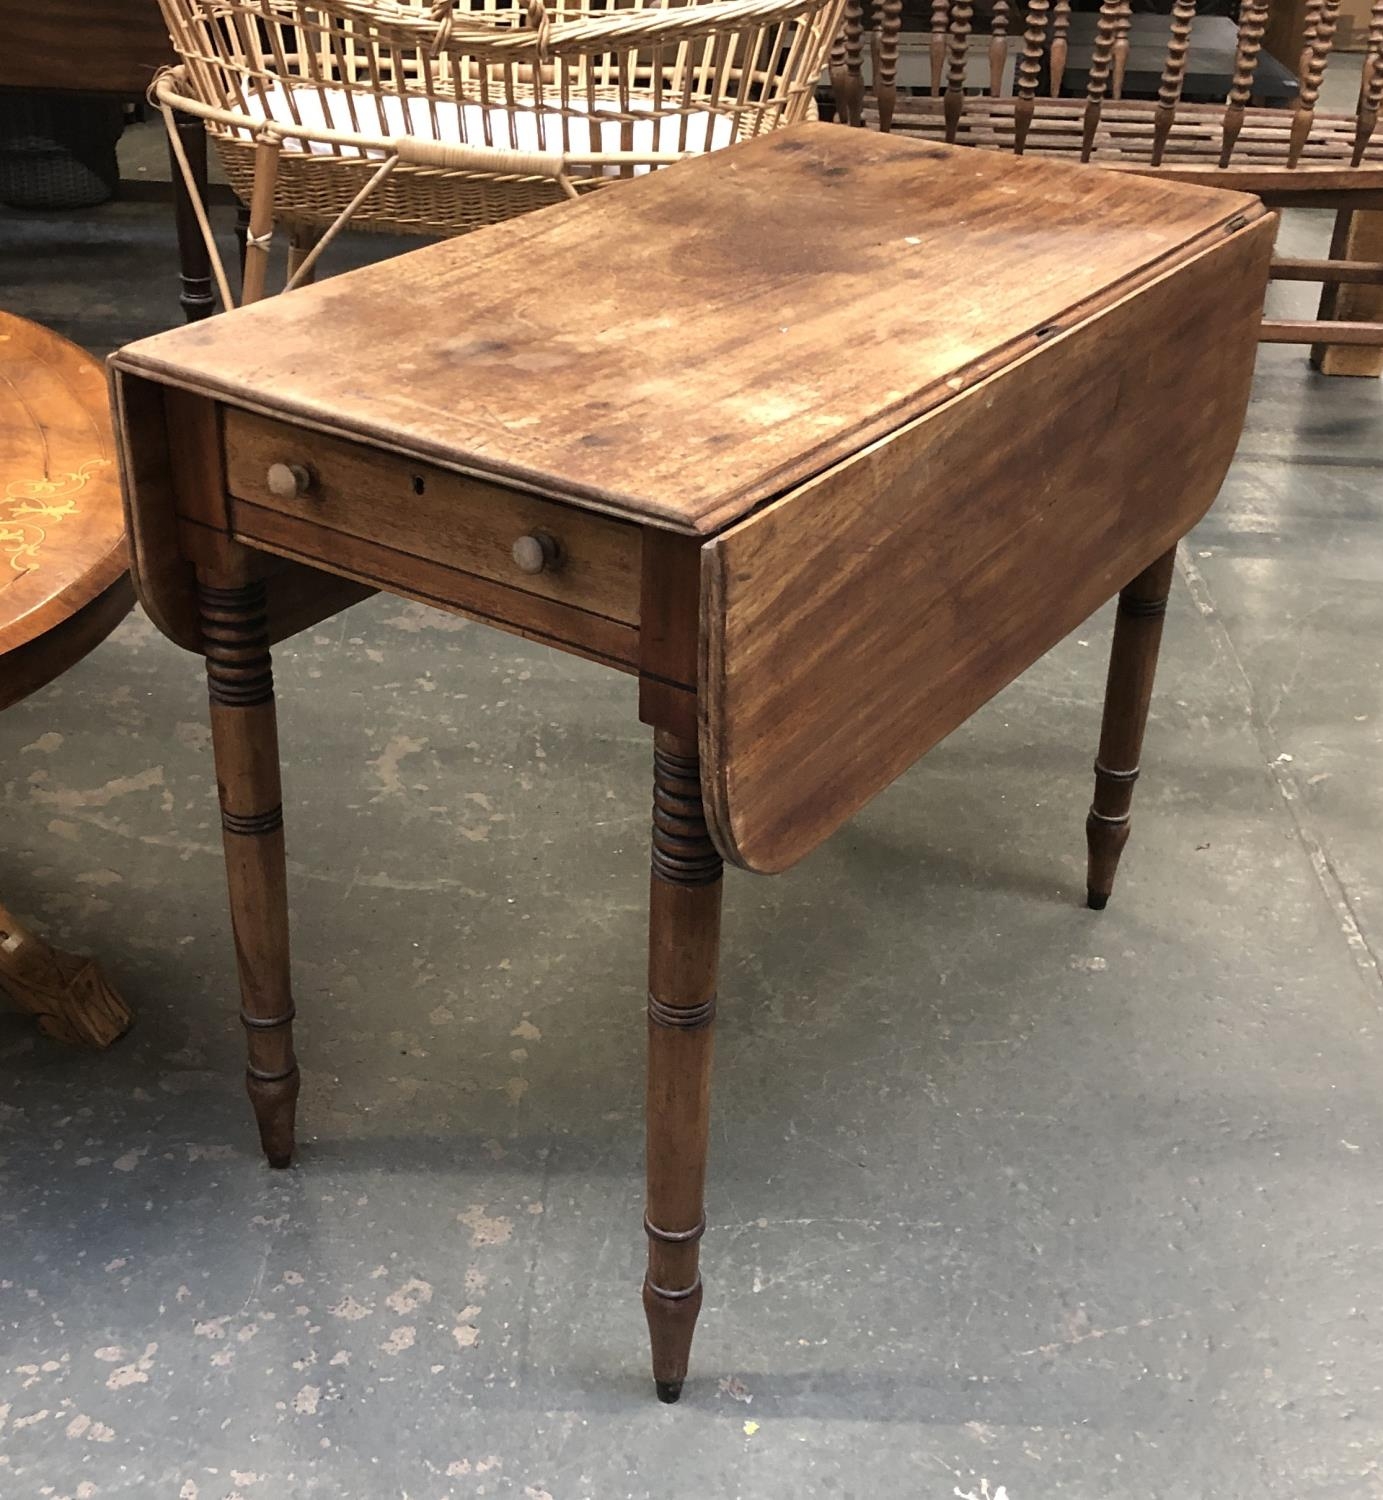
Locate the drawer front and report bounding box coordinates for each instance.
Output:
[223,410,642,624]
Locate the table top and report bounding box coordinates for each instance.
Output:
[112,123,1259,536]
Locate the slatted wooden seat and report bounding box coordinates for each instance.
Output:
[831,0,1383,369]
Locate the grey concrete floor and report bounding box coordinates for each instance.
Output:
[2,125,1383,1499]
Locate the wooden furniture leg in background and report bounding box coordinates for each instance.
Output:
[236,204,251,289]
[169,109,216,325]
[0,897,132,1048]
[642,730,723,1403]
[286,225,324,287]
[1086,547,1177,910]
[198,563,300,1167]
[1312,208,1383,376]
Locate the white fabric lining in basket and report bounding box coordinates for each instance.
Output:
[242,82,736,174]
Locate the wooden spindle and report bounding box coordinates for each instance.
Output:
[1298,0,1322,83]
[1151,0,1197,166]
[828,21,849,120]
[838,0,864,125]
[990,0,1010,98]
[1219,0,1267,167]
[1081,0,1120,160]
[1291,0,1341,167]
[1050,0,1071,96]
[944,0,974,141]
[1013,0,1050,153]
[877,0,904,130]
[931,0,950,96]
[1351,0,1383,164]
[1112,0,1133,98]
[642,731,723,1404]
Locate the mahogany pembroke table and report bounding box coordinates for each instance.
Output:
[109,124,1274,1401]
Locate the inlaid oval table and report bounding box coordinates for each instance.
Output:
[1,311,134,1048]
[110,124,1274,1399]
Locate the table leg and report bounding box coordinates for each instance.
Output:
[1085,546,1177,911]
[642,729,723,1403]
[1311,208,1383,378]
[198,565,300,1168]
[168,109,215,325]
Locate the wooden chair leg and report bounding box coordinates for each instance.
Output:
[876,0,903,132]
[830,1,865,127]
[0,898,132,1048]
[1312,208,1383,377]
[286,224,323,287]
[168,108,215,324]
[1085,546,1177,910]
[198,565,299,1167]
[642,730,723,1403]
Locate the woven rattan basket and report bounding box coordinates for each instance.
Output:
[0,93,123,210]
[155,0,844,304]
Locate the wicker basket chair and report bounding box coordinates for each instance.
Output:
[830,0,1383,369]
[154,0,844,308]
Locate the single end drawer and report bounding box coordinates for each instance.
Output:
[223,409,642,625]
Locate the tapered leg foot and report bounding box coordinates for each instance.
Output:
[1085,547,1177,909]
[200,568,300,1167]
[642,731,722,1402]
[247,1068,300,1169]
[643,1274,703,1402]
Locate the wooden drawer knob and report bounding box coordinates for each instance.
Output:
[266,461,313,500]
[511,531,561,574]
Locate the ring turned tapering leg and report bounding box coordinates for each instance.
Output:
[642,730,723,1403]
[1085,546,1178,910]
[198,567,300,1167]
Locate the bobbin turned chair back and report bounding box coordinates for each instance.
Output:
[154,0,844,304]
[836,0,1383,175]
[830,0,1383,354]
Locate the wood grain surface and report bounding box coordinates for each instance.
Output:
[229,498,641,672]
[223,410,643,623]
[700,214,1275,874]
[113,370,376,654]
[1,311,130,707]
[111,123,1266,536]
[0,0,172,94]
